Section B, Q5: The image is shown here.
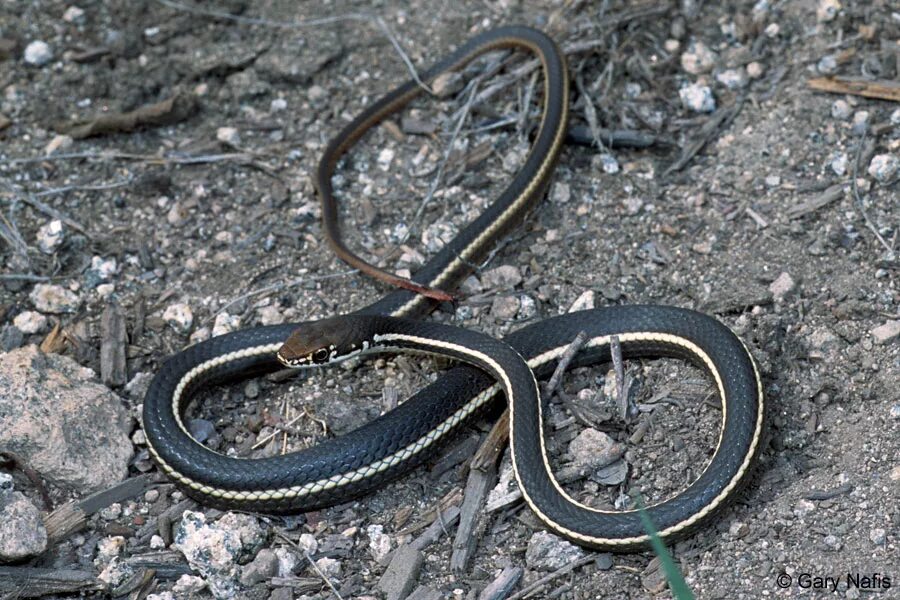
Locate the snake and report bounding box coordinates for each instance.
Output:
[143,25,764,551]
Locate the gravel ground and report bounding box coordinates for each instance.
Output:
[1,1,898,599]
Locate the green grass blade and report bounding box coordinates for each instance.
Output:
[635,497,695,600]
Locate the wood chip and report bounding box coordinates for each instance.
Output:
[0,567,103,598]
[808,76,900,103]
[787,184,844,218]
[100,300,127,387]
[479,566,523,600]
[378,544,424,600]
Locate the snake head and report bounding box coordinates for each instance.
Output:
[276,316,371,368]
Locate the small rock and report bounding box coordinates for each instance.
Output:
[816,55,838,75]
[851,111,869,136]
[100,503,122,521]
[270,98,287,112]
[367,524,392,563]
[823,534,841,551]
[175,511,243,599]
[62,6,86,23]
[13,311,48,334]
[36,219,64,254]
[150,535,166,550]
[162,303,193,333]
[716,68,748,89]
[746,61,765,79]
[769,272,795,300]
[95,535,126,566]
[87,256,117,284]
[0,491,48,561]
[765,174,781,187]
[315,557,341,578]
[212,312,241,337]
[459,275,482,296]
[889,404,900,419]
[216,512,267,561]
[597,153,619,174]
[98,557,133,588]
[680,40,717,74]
[679,83,716,113]
[568,429,622,468]
[817,0,841,22]
[29,283,81,313]
[273,547,298,577]
[188,419,215,443]
[481,265,522,290]
[240,548,279,586]
[525,531,585,571]
[551,181,571,204]
[793,499,816,517]
[377,148,395,171]
[891,108,900,125]
[870,321,900,344]
[172,574,207,595]
[0,346,132,493]
[378,544,423,600]
[166,200,189,226]
[831,99,851,120]
[867,154,898,182]
[23,40,52,66]
[297,533,318,554]
[431,71,465,97]
[869,528,886,546]
[146,593,175,600]
[518,295,537,320]
[216,126,240,146]
[764,23,780,37]
[421,222,458,253]
[568,290,595,313]
[728,521,749,538]
[256,305,283,325]
[491,296,520,320]
[830,152,849,176]
[0,473,13,501]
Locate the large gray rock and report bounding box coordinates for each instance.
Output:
[0,345,133,493]
[0,491,48,561]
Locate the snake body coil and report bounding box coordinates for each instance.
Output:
[143,26,764,551]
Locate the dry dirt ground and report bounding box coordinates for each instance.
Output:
[1,0,898,599]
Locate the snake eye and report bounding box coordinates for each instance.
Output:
[312,348,330,363]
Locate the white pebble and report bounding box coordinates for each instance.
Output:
[680,40,717,74]
[13,311,48,334]
[831,99,851,120]
[36,219,64,254]
[816,0,842,22]
[377,148,395,171]
[212,312,241,337]
[679,83,716,113]
[867,154,898,182]
[746,61,765,79]
[63,6,86,23]
[216,126,240,146]
[716,68,748,90]
[24,41,53,66]
[830,152,848,176]
[163,303,193,333]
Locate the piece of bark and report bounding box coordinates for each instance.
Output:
[808,76,900,102]
[0,567,103,598]
[100,300,127,387]
[63,92,198,139]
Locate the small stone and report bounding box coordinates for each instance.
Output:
[150,534,166,550]
[769,272,795,300]
[44,134,73,157]
[518,295,537,320]
[89,256,117,281]
[212,312,240,337]
[174,511,243,598]
[172,574,206,595]
[568,429,621,468]
[867,154,898,182]
[891,466,900,482]
[765,175,781,187]
[36,219,64,254]
[0,492,48,560]
[831,99,851,120]
[366,524,391,562]
[421,222,458,253]
[597,153,619,174]
[551,181,571,204]
[817,0,841,22]
[29,283,81,313]
[216,126,240,146]
[166,201,189,226]
[100,503,122,521]
[13,311,48,334]
[95,535,126,565]
[431,71,465,97]
[830,152,849,176]
[746,61,765,79]
[188,419,215,443]
[162,303,193,333]
[716,68,748,89]
[823,534,841,550]
[568,290,595,313]
[377,148,395,171]
[764,22,780,37]
[890,404,900,419]
[729,521,750,538]
[525,531,585,571]
[257,305,283,326]
[315,557,341,578]
[297,533,318,554]
[270,98,287,112]
[851,111,869,136]
[679,83,716,113]
[24,40,52,66]
[816,55,838,75]
[891,108,900,125]
[481,265,522,290]
[869,528,886,546]
[273,547,298,577]
[870,321,900,344]
[0,473,13,500]
[240,548,279,586]
[491,296,520,320]
[680,40,717,74]
[794,499,816,517]
[63,6,86,23]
